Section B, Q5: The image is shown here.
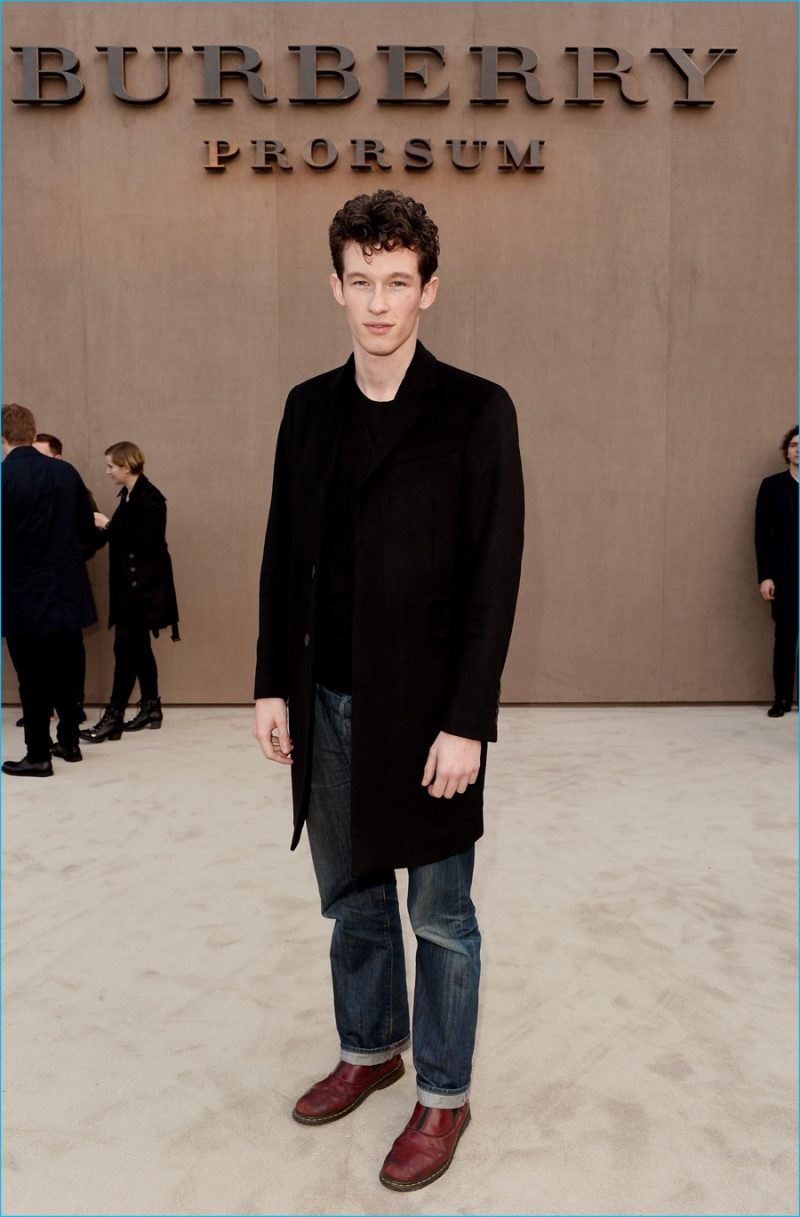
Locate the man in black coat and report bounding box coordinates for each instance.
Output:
[253,191,524,1191]
[756,425,798,717]
[2,403,97,774]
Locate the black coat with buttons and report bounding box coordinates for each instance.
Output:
[255,342,524,877]
[95,475,179,638]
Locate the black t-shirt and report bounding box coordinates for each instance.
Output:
[314,383,390,693]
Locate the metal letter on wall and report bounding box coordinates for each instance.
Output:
[447,139,487,170]
[96,46,182,104]
[192,45,276,104]
[351,139,392,171]
[470,46,553,105]
[251,140,293,172]
[302,138,339,169]
[497,138,545,171]
[203,140,240,171]
[650,47,737,106]
[11,46,84,104]
[289,46,359,103]
[564,46,648,106]
[404,137,434,170]
[377,46,449,104]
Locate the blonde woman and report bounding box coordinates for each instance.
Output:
[81,441,179,742]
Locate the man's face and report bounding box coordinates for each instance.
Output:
[331,242,438,361]
[788,436,798,469]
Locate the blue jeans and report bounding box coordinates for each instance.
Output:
[305,684,481,1109]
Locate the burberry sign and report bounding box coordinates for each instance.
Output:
[10,43,738,174]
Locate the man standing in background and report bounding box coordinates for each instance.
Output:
[756,424,798,717]
[2,404,97,773]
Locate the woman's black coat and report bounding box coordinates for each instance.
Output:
[95,474,179,637]
[255,342,524,877]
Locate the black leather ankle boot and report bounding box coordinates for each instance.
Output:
[122,699,163,732]
[79,704,125,743]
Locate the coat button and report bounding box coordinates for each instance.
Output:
[129,553,134,559]
[130,566,136,572]
[311,564,316,579]
[132,581,138,588]
[304,633,310,647]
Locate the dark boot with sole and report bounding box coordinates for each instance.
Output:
[122,699,163,732]
[79,704,125,743]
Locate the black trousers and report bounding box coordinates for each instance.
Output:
[772,593,798,705]
[6,630,85,760]
[111,627,159,707]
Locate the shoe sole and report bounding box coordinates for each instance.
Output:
[379,1107,471,1192]
[2,767,53,777]
[122,722,162,732]
[79,733,123,743]
[292,1060,404,1126]
[52,754,82,763]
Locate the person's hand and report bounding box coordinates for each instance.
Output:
[422,732,481,799]
[760,578,776,601]
[94,512,109,530]
[253,697,293,765]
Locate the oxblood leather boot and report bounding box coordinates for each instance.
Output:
[380,1102,471,1191]
[79,704,125,743]
[122,699,163,732]
[292,1056,404,1125]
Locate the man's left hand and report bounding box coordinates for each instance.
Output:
[422,732,481,799]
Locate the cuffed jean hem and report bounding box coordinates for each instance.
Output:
[340,1036,411,1066]
[417,1085,470,1109]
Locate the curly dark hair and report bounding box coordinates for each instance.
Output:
[780,425,799,462]
[329,190,440,285]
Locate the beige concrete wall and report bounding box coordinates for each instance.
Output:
[3,3,796,704]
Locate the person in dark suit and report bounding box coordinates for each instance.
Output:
[80,441,179,742]
[756,425,798,717]
[2,404,97,775]
[253,191,524,1191]
[24,432,99,725]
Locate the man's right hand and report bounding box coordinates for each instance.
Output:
[760,579,776,601]
[253,697,293,765]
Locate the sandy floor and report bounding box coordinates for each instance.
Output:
[2,705,797,1217]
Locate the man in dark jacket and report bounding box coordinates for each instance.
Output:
[756,425,798,717]
[253,191,524,1190]
[2,403,97,774]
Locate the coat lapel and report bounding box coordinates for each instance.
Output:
[314,355,356,494]
[357,342,437,490]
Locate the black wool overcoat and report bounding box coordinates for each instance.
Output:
[2,446,97,638]
[255,342,524,877]
[755,469,798,619]
[95,475,180,638]
[756,470,798,586]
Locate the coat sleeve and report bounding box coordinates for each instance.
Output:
[254,393,295,700]
[76,476,104,560]
[755,478,774,583]
[439,389,525,742]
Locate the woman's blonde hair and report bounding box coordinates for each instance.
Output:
[105,441,144,475]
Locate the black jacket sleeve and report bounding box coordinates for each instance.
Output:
[440,389,525,742]
[76,477,104,560]
[254,393,295,700]
[755,478,771,583]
